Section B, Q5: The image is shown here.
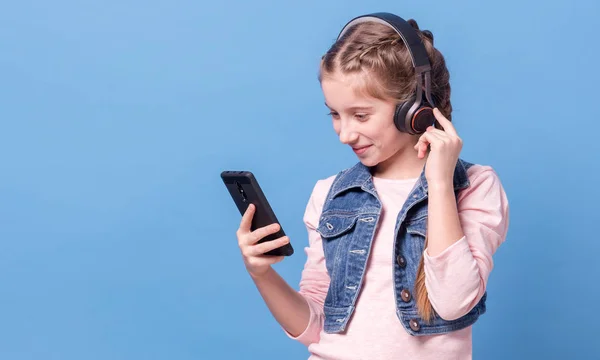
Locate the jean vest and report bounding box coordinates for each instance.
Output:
[316,158,486,336]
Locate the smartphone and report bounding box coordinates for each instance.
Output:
[221,171,294,256]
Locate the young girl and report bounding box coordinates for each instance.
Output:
[235,12,509,360]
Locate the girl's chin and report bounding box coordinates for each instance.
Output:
[357,156,380,168]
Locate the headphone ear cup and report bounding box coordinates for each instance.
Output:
[411,106,435,134]
[394,98,415,134]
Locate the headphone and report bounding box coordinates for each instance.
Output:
[337,12,437,135]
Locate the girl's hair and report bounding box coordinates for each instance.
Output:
[319,18,452,122]
[319,19,452,323]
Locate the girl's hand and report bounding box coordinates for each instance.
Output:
[236,204,289,279]
[414,108,463,186]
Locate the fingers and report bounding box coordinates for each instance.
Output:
[250,236,290,256]
[432,108,457,136]
[414,132,433,158]
[238,205,280,242]
[236,204,288,276]
[414,130,444,158]
[247,223,281,246]
[238,203,255,234]
[425,126,447,138]
[414,122,463,158]
[413,138,426,158]
[415,140,428,158]
[425,128,446,143]
[426,124,463,151]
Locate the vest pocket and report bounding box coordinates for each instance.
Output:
[317,214,359,239]
[405,217,427,238]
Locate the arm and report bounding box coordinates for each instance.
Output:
[250,267,312,338]
[236,178,332,344]
[426,180,465,257]
[424,166,510,320]
[247,178,332,345]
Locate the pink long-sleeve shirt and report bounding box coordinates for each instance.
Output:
[285,164,510,360]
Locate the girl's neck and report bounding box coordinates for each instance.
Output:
[371,149,428,180]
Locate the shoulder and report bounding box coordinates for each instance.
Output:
[457,160,510,224]
[464,161,498,180]
[307,174,337,211]
[303,167,349,225]
[456,160,510,246]
[307,164,356,204]
[460,161,506,196]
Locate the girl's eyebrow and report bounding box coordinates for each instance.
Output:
[324,102,374,111]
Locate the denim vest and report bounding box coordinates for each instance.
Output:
[316,158,486,336]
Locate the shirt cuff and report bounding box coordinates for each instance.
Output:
[423,235,470,269]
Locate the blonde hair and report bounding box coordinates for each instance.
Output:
[319,18,453,323]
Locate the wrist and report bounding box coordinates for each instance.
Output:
[249,266,275,282]
[427,180,454,193]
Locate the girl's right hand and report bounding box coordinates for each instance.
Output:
[236,203,290,279]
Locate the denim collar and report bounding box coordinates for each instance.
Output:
[329,159,471,199]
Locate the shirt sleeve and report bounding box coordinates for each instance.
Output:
[423,165,510,321]
[283,177,334,346]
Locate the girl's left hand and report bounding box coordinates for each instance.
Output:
[413,108,463,186]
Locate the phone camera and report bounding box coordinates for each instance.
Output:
[235,181,248,202]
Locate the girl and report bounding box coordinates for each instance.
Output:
[235,12,509,360]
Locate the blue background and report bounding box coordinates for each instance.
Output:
[1,0,599,359]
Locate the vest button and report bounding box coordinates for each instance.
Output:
[409,319,421,332]
[400,288,412,302]
[396,255,407,268]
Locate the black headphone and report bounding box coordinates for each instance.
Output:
[337,12,437,135]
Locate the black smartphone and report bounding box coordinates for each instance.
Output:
[221,171,294,256]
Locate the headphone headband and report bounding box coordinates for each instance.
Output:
[336,12,431,74]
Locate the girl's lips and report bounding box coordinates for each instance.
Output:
[352,145,372,154]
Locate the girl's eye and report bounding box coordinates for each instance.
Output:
[326,111,369,121]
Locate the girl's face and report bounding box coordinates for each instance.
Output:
[321,71,419,170]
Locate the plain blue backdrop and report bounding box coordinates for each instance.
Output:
[1,0,599,359]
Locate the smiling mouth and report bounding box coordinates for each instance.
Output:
[352,145,372,154]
